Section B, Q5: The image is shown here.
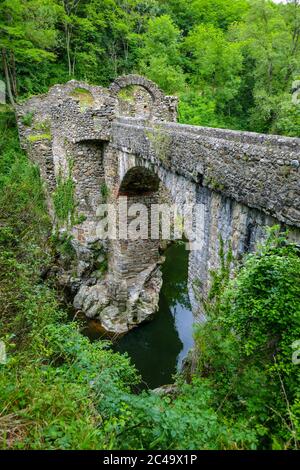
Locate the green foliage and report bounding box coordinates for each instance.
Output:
[0,0,59,103]
[194,227,300,449]
[183,23,243,106]
[95,376,258,450]
[50,231,76,264]
[118,85,138,102]
[164,0,249,33]
[33,119,50,132]
[0,108,23,187]
[203,175,226,192]
[178,92,220,127]
[0,112,139,450]
[0,0,299,136]
[52,159,76,228]
[21,111,34,126]
[138,15,185,94]
[100,182,110,202]
[145,126,172,162]
[70,87,94,112]
[231,0,300,134]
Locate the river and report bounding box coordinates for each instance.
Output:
[83,242,194,389]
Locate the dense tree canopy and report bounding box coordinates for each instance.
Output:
[0,0,299,135]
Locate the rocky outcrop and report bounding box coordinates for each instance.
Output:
[73,264,162,334]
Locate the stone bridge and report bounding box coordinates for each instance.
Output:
[17,75,300,333]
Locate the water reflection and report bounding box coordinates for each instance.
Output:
[82,242,194,389]
[113,242,194,389]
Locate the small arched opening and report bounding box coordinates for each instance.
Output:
[116,85,154,119]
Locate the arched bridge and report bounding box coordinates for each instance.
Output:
[18,75,300,333]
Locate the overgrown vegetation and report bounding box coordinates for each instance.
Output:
[118,85,138,102]
[100,182,110,202]
[21,111,34,127]
[194,229,300,449]
[0,113,299,450]
[52,159,76,228]
[145,126,172,163]
[0,110,139,449]
[1,0,299,136]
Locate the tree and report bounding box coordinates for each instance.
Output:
[138,15,185,94]
[60,0,82,77]
[183,23,244,113]
[161,0,249,33]
[234,0,300,134]
[194,229,300,449]
[0,0,59,104]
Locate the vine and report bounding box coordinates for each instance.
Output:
[52,159,76,229]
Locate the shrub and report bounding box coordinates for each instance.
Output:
[194,228,300,449]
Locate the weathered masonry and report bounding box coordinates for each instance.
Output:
[17,75,300,333]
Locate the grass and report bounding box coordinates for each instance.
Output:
[21,111,34,127]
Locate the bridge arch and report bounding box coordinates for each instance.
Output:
[118,166,160,196]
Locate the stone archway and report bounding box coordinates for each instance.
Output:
[110,74,166,102]
[115,86,154,119]
[110,77,159,120]
[109,74,178,122]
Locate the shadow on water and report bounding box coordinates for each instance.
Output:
[82,242,194,390]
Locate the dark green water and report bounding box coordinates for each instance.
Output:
[84,242,194,390]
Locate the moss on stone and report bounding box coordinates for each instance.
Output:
[280,165,291,178]
[100,182,110,202]
[33,119,50,133]
[117,85,137,103]
[72,87,92,95]
[27,133,51,142]
[204,175,225,192]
